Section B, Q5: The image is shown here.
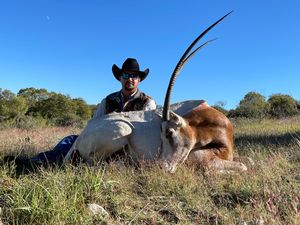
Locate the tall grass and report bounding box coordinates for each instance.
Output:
[0,127,80,156]
[0,117,299,224]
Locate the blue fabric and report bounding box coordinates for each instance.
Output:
[32,135,78,164]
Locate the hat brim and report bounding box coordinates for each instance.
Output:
[112,64,149,81]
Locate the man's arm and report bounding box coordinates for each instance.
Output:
[143,98,156,111]
[93,95,156,118]
[93,98,106,118]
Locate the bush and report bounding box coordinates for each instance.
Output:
[53,114,86,127]
[15,115,49,129]
[212,105,228,116]
[0,116,48,130]
[72,98,92,121]
[0,89,28,121]
[229,92,269,118]
[267,94,298,118]
[34,94,91,127]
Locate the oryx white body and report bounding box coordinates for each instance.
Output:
[64,100,202,164]
[64,100,251,173]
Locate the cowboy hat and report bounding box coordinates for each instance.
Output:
[112,58,149,81]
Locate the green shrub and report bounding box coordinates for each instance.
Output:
[0,116,48,130]
[53,114,86,127]
[229,92,269,118]
[0,89,28,121]
[267,94,298,118]
[15,115,49,129]
[212,105,228,116]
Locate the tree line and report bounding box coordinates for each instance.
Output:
[214,91,300,119]
[0,87,95,128]
[1,88,299,128]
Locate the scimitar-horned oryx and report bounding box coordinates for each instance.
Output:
[64,12,252,173]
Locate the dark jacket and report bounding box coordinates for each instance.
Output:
[105,90,153,114]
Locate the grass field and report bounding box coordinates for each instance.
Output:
[0,117,300,224]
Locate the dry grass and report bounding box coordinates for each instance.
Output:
[0,127,81,156]
[0,117,299,224]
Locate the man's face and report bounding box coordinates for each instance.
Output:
[120,72,141,93]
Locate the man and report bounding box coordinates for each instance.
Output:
[5,58,156,169]
[94,57,156,117]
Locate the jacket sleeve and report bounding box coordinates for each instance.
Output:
[143,98,157,111]
[93,98,107,118]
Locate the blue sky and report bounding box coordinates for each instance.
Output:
[1,1,299,109]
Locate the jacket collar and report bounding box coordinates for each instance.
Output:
[119,89,141,103]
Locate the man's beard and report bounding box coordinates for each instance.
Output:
[124,81,135,91]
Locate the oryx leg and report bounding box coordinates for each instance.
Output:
[187,149,247,172]
[233,156,255,168]
[206,158,247,172]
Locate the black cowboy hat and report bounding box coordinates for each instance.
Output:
[112,58,149,81]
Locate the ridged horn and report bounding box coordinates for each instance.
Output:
[162,11,233,121]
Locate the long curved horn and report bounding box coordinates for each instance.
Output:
[181,38,217,67]
[162,11,233,121]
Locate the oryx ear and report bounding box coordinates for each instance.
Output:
[169,111,185,127]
